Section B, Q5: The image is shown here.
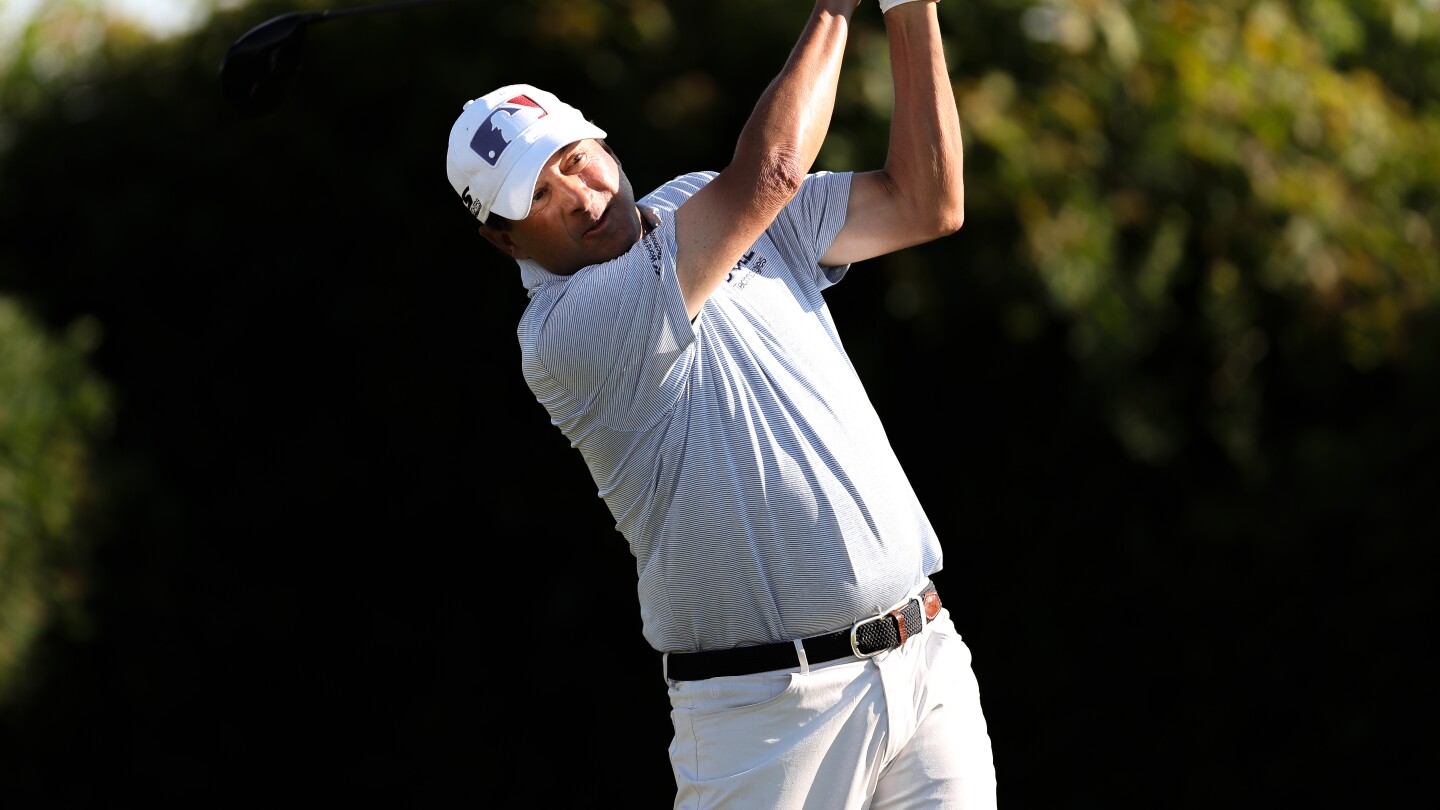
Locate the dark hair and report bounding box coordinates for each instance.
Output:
[483,212,514,232]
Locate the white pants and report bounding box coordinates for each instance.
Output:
[665,609,998,810]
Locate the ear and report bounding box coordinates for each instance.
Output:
[479,225,530,260]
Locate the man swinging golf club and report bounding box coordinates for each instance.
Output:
[445,2,997,807]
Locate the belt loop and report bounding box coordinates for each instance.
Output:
[794,639,810,675]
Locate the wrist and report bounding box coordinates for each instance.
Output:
[879,0,931,13]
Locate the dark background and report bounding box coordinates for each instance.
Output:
[1,1,1436,806]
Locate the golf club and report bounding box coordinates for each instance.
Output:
[220,0,455,116]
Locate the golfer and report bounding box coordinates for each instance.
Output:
[445,1,997,807]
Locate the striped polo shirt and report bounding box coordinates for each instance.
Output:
[516,170,942,654]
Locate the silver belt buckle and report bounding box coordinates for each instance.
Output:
[849,611,889,659]
[849,594,922,659]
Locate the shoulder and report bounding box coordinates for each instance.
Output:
[638,171,719,213]
[633,170,848,228]
[799,170,852,197]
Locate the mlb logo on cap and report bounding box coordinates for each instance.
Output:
[472,95,546,167]
[446,84,607,224]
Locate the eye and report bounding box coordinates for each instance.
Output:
[532,186,546,203]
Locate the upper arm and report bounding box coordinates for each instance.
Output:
[819,168,960,267]
[672,153,805,321]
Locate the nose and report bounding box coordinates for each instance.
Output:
[554,172,593,216]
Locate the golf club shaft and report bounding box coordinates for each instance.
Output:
[319,0,455,23]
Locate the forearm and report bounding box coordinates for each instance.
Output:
[730,0,857,197]
[673,0,857,319]
[882,1,964,231]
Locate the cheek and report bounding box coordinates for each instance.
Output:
[588,160,621,194]
[516,217,567,250]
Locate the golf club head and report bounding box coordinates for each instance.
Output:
[220,12,324,116]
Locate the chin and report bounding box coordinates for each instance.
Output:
[597,225,643,263]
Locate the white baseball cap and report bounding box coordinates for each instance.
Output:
[446,84,607,224]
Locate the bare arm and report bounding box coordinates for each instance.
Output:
[673,0,858,321]
[820,0,964,266]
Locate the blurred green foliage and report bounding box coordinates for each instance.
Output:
[949,0,1440,475]
[0,297,111,707]
[0,0,1437,802]
[0,0,1434,686]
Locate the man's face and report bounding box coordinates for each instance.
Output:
[481,139,640,275]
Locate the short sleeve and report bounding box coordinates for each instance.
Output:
[519,213,694,434]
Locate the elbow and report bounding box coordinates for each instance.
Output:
[937,193,965,236]
[925,183,965,238]
[890,164,964,240]
[755,148,807,209]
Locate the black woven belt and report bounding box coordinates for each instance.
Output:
[664,582,941,681]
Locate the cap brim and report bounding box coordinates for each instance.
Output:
[489,116,608,222]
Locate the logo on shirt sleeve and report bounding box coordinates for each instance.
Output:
[644,230,662,276]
